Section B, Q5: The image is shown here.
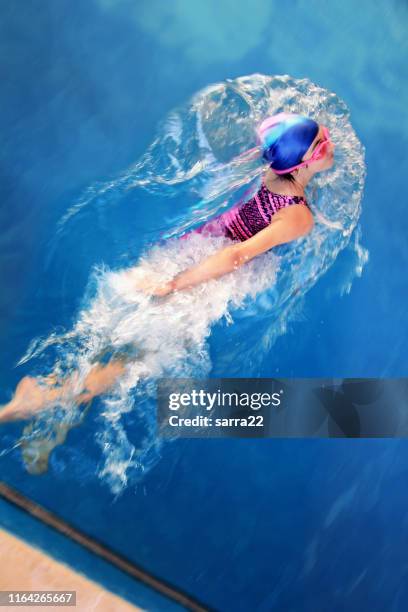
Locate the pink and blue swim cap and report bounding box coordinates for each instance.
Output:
[258,112,319,173]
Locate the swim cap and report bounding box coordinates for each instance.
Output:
[258,112,319,173]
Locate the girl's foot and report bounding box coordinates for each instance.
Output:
[0,360,128,423]
[0,375,67,423]
[21,399,93,475]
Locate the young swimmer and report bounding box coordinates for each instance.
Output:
[0,113,335,423]
[133,113,334,296]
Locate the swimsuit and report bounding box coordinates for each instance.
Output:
[181,182,309,243]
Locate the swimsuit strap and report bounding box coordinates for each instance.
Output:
[260,183,309,209]
[260,182,306,203]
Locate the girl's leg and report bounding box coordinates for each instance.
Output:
[0,359,128,423]
[75,359,128,403]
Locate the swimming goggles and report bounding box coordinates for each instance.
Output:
[272,126,332,174]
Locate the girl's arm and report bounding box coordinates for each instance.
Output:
[165,205,314,294]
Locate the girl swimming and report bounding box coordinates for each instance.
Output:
[0,112,335,423]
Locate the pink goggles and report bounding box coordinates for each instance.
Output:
[273,126,332,175]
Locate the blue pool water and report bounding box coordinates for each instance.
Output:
[1,1,408,610]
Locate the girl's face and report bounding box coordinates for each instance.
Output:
[302,124,335,172]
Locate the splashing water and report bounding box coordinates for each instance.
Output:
[10,74,367,494]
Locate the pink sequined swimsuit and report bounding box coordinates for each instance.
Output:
[181,182,309,243]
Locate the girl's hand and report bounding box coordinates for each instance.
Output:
[134,276,175,297]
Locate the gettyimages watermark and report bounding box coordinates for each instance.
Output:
[157,378,408,438]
